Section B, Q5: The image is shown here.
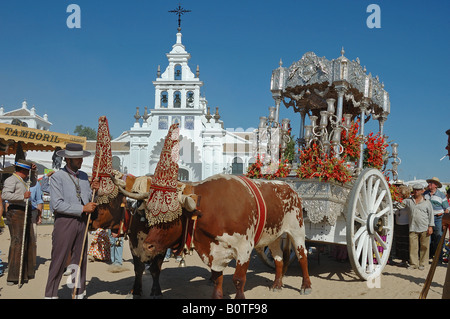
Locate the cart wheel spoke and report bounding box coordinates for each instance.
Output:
[374,231,387,250]
[354,226,366,242]
[356,232,367,260]
[357,196,368,219]
[369,179,380,211]
[373,189,386,213]
[361,234,368,271]
[375,206,390,218]
[367,239,374,273]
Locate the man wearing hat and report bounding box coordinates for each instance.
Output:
[44,143,99,299]
[2,159,37,286]
[424,176,449,263]
[403,183,434,270]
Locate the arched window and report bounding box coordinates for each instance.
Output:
[112,156,121,171]
[158,116,168,130]
[174,64,182,80]
[178,168,189,181]
[231,157,243,174]
[185,116,194,130]
[186,91,194,108]
[172,116,181,125]
[160,91,168,108]
[174,91,181,108]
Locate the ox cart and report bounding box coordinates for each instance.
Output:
[254,49,400,281]
[257,170,394,281]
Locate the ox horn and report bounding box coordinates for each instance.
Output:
[110,173,126,188]
[180,195,196,212]
[117,185,149,200]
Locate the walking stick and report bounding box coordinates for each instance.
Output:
[18,180,31,289]
[419,225,448,299]
[72,148,103,299]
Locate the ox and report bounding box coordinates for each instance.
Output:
[142,174,312,299]
[92,172,166,298]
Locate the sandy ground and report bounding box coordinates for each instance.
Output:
[0,224,448,300]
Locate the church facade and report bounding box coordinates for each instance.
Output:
[100,30,255,181]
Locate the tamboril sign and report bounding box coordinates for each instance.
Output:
[0,122,86,154]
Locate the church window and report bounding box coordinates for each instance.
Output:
[185,116,194,130]
[172,116,181,125]
[186,91,194,108]
[174,64,182,80]
[158,116,168,130]
[160,91,168,108]
[174,91,181,108]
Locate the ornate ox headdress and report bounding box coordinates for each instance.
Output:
[146,123,181,226]
[92,116,119,204]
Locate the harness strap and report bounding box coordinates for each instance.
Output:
[236,176,267,245]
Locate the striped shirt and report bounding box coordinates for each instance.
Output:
[423,189,449,216]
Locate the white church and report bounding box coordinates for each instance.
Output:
[1,29,256,181]
[104,30,255,181]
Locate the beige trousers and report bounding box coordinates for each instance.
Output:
[409,231,429,268]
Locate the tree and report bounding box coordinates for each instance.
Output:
[283,134,296,162]
[74,125,97,140]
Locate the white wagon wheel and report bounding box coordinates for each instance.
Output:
[346,168,394,281]
[255,235,296,269]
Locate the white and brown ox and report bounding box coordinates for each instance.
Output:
[141,174,312,299]
[92,170,199,298]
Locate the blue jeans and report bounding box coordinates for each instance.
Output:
[430,215,443,261]
[108,230,123,265]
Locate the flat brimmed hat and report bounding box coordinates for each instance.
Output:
[14,159,33,170]
[0,159,34,174]
[426,177,442,188]
[412,183,424,190]
[56,143,91,158]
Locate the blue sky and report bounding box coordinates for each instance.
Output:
[1,1,449,181]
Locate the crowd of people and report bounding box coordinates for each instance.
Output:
[392,177,449,271]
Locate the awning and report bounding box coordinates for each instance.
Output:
[0,122,87,155]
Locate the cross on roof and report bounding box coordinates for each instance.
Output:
[169,5,191,31]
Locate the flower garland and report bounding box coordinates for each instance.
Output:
[363,132,388,170]
[297,142,352,183]
[389,184,403,203]
[340,119,363,164]
[246,155,264,179]
[246,156,291,179]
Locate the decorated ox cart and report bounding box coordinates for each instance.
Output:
[252,49,401,281]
